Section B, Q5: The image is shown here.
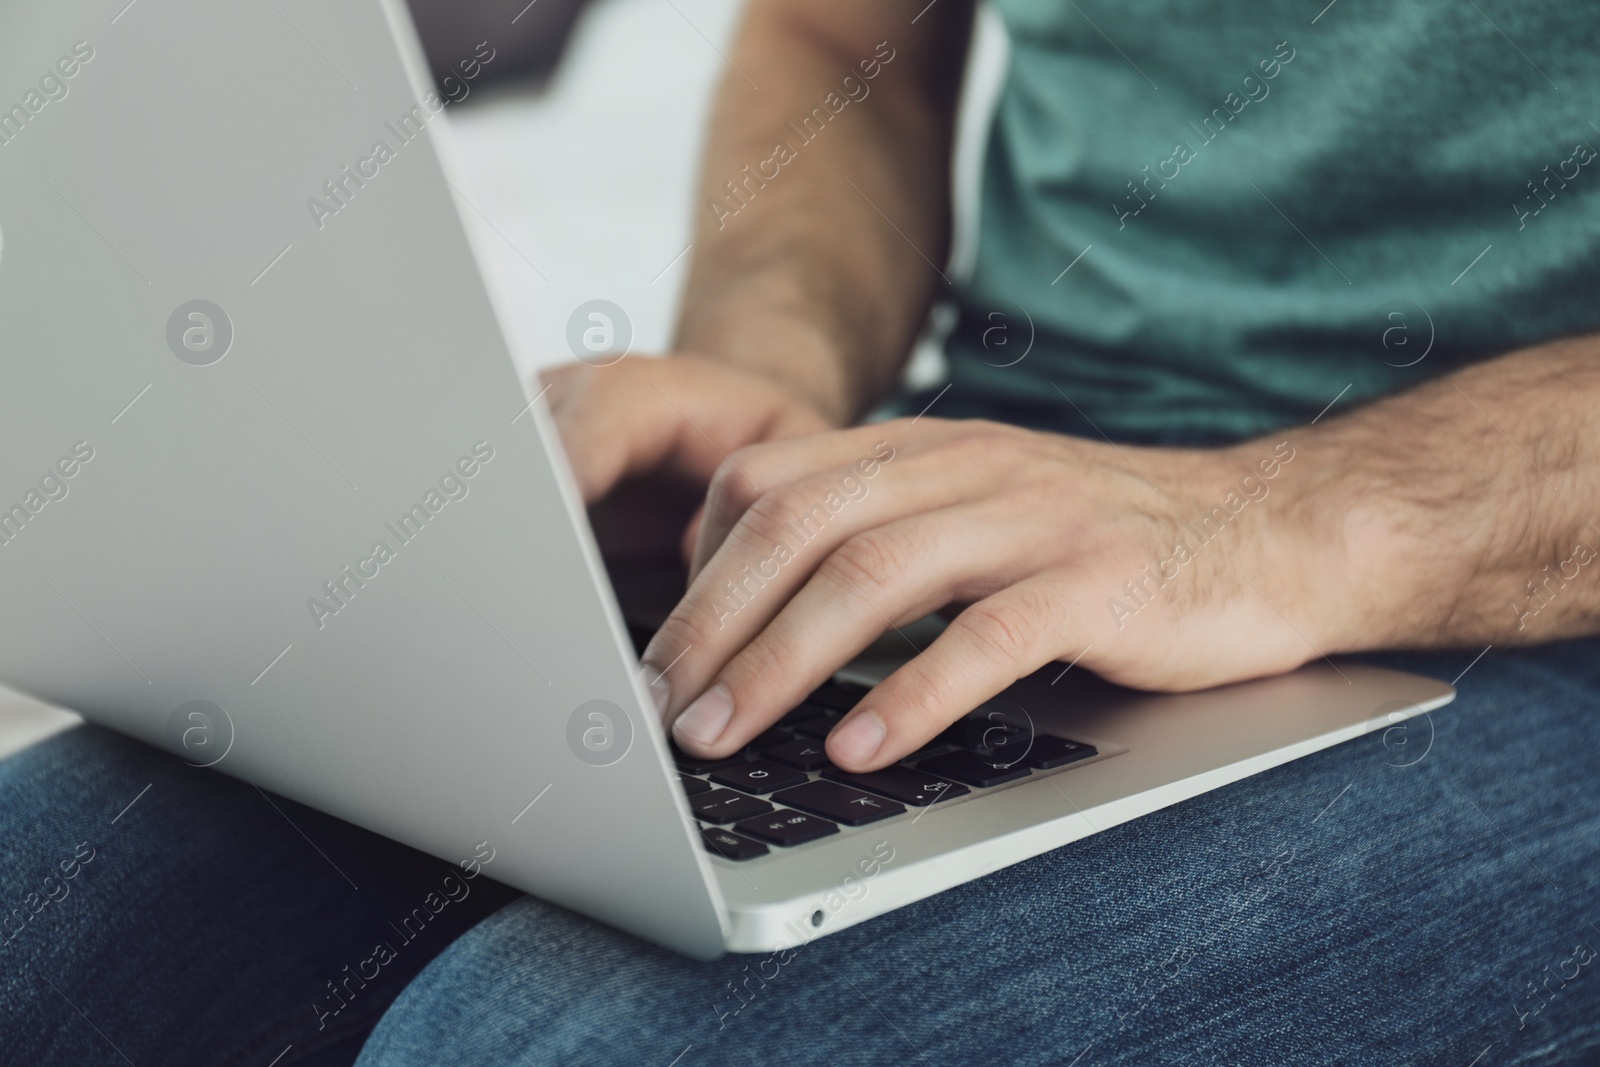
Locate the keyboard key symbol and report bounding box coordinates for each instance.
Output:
[771,780,906,826]
[735,809,840,846]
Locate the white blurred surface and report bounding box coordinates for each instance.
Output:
[0,688,79,759]
[0,0,1007,761]
[446,0,745,380]
[446,0,1006,383]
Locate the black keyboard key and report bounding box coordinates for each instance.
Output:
[679,774,712,796]
[791,716,839,739]
[762,739,834,771]
[977,735,1098,770]
[779,701,836,725]
[822,765,970,806]
[702,827,768,861]
[1021,736,1098,769]
[899,744,951,765]
[917,750,1032,788]
[938,717,1029,751]
[807,680,870,712]
[690,789,774,824]
[673,748,747,774]
[710,760,808,795]
[744,728,792,752]
[970,741,1034,769]
[735,810,839,847]
[773,780,905,826]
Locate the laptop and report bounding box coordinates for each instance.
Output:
[0,0,1454,958]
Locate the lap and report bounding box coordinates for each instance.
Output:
[0,725,518,1067]
[359,638,1600,1067]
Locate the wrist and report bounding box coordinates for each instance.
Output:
[674,314,856,427]
[1253,428,1451,656]
[1202,434,1371,655]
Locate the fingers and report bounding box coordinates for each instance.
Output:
[543,360,707,504]
[687,423,910,580]
[541,356,832,504]
[825,577,1081,772]
[642,447,998,727]
[667,507,1027,757]
[538,360,582,411]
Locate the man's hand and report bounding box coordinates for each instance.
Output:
[642,417,1327,772]
[544,355,833,558]
[546,354,834,504]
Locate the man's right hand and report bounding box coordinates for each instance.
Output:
[541,0,971,562]
[542,355,833,560]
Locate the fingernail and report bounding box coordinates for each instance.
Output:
[640,665,671,719]
[829,709,886,766]
[673,684,734,748]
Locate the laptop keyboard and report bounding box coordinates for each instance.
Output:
[676,679,1101,861]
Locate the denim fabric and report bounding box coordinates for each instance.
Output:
[0,726,518,1067]
[355,639,1600,1067]
[3,640,1598,1066]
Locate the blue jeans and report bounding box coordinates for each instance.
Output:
[4,640,1600,1066]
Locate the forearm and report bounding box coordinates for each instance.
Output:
[673,1,972,424]
[1274,336,1600,651]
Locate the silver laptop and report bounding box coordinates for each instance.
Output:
[0,0,1454,958]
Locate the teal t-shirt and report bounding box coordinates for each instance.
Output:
[946,1,1600,441]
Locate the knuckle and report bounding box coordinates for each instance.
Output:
[725,442,767,478]
[725,633,801,693]
[823,531,910,595]
[965,427,1021,462]
[727,442,786,490]
[707,456,761,514]
[655,602,717,658]
[923,425,1002,466]
[883,661,957,725]
[951,593,1050,664]
[741,485,813,544]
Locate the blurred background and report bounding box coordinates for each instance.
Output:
[0,0,1007,758]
